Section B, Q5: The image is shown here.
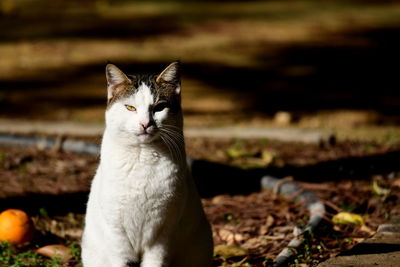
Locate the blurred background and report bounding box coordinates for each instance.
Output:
[1,0,400,141]
[1,2,400,265]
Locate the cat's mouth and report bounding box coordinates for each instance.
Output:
[136,132,153,138]
[137,127,156,136]
[137,131,151,136]
[135,129,159,143]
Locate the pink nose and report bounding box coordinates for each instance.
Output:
[140,121,150,131]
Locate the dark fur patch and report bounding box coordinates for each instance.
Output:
[126,261,140,267]
[107,73,181,113]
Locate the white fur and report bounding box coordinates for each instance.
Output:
[82,82,213,267]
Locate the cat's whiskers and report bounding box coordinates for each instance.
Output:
[160,134,176,162]
[159,127,185,164]
[161,132,183,164]
[161,128,184,144]
[163,134,183,164]
[160,127,184,146]
[162,124,182,131]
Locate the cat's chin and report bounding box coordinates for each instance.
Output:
[134,132,159,144]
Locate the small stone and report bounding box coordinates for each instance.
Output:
[274,111,292,126]
[377,224,400,233]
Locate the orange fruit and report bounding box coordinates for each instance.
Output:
[0,209,35,245]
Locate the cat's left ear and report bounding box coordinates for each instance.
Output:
[156,61,181,94]
[106,64,132,102]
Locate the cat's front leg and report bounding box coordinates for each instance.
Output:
[140,243,170,267]
[82,237,132,267]
[82,219,137,267]
[105,233,139,267]
[82,237,129,267]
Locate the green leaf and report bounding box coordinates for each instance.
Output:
[226,148,256,159]
[214,245,247,258]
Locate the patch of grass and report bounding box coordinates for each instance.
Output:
[0,241,79,267]
[340,203,357,213]
[38,207,49,219]
[290,229,321,266]
[68,241,81,261]
[0,242,42,267]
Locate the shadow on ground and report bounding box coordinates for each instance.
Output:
[340,242,400,256]
[1,148,399,215]
[192,149,400,197]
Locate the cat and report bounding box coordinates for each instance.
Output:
[81,62,213,267]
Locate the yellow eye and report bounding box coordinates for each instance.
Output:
[125,105,136,112]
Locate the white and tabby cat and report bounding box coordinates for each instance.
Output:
[81,62,213,267]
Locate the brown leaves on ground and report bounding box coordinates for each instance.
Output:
[204,174,400,266]
[203,192,305,266]
[0,138,400,266]
[0,146,97,198]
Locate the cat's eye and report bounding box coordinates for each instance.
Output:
[153,101,169,113]
[125,105,136,112]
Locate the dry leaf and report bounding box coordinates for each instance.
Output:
[332,212,365,226]
[218,229,245,244]
[214,245,247,258]
[226,148,256,158]
[360,225,376,235]
[263,233,286,240]
[261,150,275,165]
[392,178,400,188]
[259,215,275,235]
[372,180,390,197]
[36,244,72,261]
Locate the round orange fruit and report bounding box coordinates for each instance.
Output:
[0,209,35,245]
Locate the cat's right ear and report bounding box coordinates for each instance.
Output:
[106,64,131,102]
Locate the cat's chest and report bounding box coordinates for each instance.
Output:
[99,151,182,208]
[97,151,183,236]
[123,158,179,197]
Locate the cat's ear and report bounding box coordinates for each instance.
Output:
[156,61,181,94]
[105,64,131,101]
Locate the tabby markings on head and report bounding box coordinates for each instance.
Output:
[105,62,181,112]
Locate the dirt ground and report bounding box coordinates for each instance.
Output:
[0,136,399,266]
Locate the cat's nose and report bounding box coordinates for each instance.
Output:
[140,121,151,131]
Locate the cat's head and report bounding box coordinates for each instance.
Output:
[104,62,182,145]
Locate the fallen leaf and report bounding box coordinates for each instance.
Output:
[353,237,366,243]
[259,215,275,235]
[218,229,245,245]
[214,245,247,258]
[261,150,275,165]
[360,225,376,235]
[36,244,72,261]
[332,212,365,226]
[242,236,273,250]
[226,148,257,159]
[263,233,286,240]
[372,180,390,197]
[211,195,226,205]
